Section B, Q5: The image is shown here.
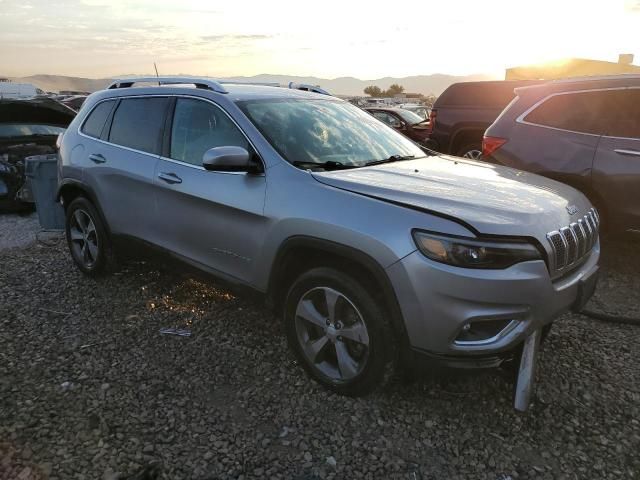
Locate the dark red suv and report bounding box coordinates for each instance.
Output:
[365,107,430,144]
[483,75,640,233]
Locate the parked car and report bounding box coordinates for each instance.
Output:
[365,107,430,144]
[58,76,599,401]
[399,103,430,120]
[61,95,88,112]
[425,80,538,159]
[483,75,640,233]
[0,97,75,211]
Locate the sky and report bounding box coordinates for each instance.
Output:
[1,0,639,79]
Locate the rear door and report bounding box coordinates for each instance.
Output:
[153,97,267,284]
[592,88,640,231]
[84,96,169,241]
[510,89,607,193]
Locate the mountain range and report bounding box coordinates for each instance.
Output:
[7,73,497,97]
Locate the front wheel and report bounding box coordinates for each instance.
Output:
[65,197,113,276]
[284,267,397,396]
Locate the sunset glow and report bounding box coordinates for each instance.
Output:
[1,0,639,78]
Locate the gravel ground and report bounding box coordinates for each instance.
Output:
[0,213,42,250]
[0,215,639,480]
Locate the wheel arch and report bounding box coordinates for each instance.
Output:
[450,127,486,155]
[57,179,111,236]
[267,236,409,346]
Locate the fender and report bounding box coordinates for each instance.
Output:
[267,235,410,346]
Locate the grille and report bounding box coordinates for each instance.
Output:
[547,208,599,274]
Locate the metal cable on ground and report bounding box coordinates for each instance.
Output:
[578,308,640,326]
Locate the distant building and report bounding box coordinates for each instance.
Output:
[393,93,423,99]
[506,54,640,80]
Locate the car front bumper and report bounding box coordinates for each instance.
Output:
[386,240,600,362]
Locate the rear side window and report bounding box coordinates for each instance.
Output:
[81,100,115,138]
[108,97,169,154]
[170,98,249,166]
[523,90,609,135]
[523,89,640,137]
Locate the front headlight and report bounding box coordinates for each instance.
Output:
[412,231,541,269]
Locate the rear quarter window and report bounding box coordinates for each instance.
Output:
[108,97,169,154]
[81,100,115,138]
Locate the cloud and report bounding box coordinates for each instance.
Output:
[625,0,640,11]
[200,34,272,42]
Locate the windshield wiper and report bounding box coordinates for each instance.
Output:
[364,154,418,167]
[293,160,356,171]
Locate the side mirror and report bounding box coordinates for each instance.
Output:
[202,146,253,172]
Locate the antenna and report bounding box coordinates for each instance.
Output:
[153,63,160,86]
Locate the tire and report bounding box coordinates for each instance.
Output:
[65,197,113,276]
[284,267,397,396]
[456,143,483,160]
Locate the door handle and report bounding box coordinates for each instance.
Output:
[158,172,182,184]
[88,153,106,164]
[614,149,640,157]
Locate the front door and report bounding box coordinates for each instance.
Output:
[154,97,267,284]
[592,88,640,231]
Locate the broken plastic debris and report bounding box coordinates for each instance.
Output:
[159,327,191,337]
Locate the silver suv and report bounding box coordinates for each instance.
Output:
[58,77,600,404]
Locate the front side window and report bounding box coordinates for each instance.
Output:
[602,89,640,139]
[237,99,425,168]
[170,98,249,166]
[523,90,609,135]
[108,97,169,154]
[81,100,115,138]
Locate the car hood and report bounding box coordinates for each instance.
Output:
[0,98,76,127]
[311,155,593,241]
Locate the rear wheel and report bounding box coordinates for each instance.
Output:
[65,197,113,276]
[457,143,483,160]
[284,267,397,396]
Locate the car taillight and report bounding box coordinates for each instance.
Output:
[426,109,436,135]
[482,136,506,157]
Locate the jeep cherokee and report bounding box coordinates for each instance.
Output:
[57,77,600,406]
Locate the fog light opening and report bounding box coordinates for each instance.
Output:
[454,319,518,346]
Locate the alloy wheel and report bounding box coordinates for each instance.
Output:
[68,209,99,269]
[294,287,370,381]
[462,149,483,160]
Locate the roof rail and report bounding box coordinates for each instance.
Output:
[107,76,228,94]
[288,82,331,95]
[219,80,280,87]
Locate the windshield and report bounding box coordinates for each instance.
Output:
[396,109,425,124]
[237,99,426,168]
[0,124,66,138]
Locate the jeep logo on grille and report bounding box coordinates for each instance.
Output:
[566,205,578,215]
